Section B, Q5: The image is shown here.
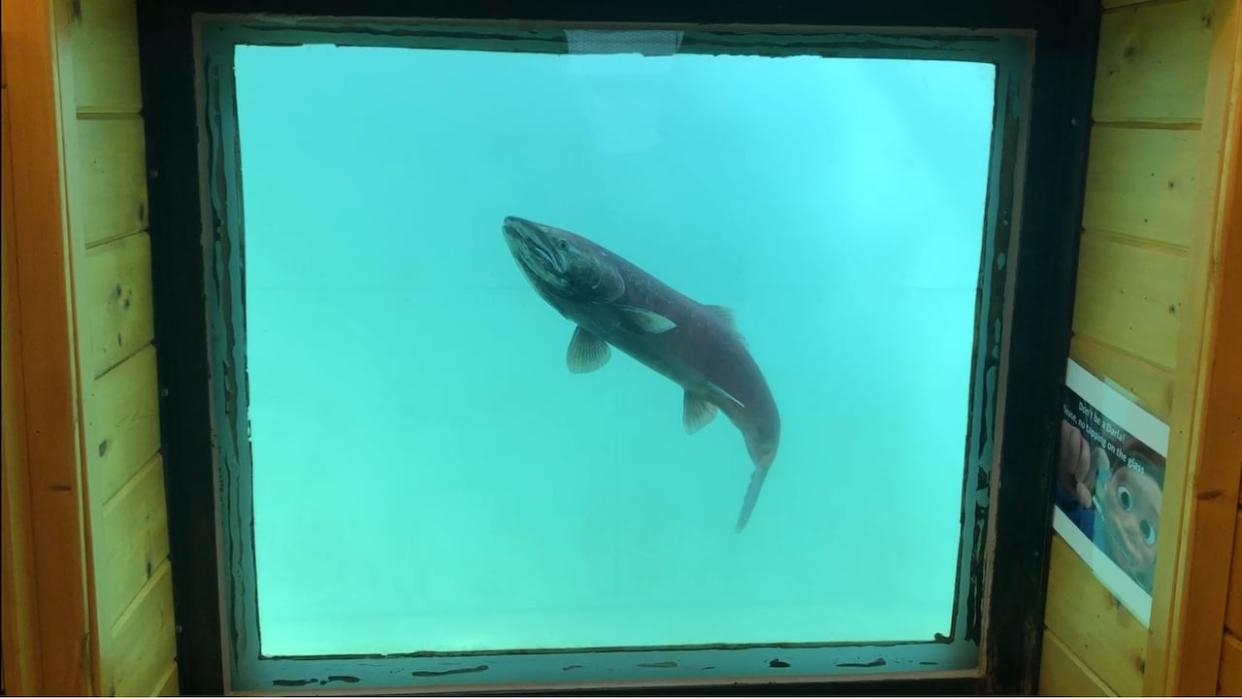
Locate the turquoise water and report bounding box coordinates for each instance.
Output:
[234,44,995,656]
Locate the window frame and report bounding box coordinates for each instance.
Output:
[137,1,1099,695]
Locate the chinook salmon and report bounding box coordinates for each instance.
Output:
[502,216,780,531]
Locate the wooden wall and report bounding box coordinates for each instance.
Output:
[1,0,178,695]
[1039,0,1240,695]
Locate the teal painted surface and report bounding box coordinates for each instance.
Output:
[233,44,995,657]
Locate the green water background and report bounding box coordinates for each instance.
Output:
[233,44,995,655]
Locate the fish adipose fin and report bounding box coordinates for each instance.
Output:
[735,467,769,533]
[683,391,719,434]
[567,326,610,373]
[617,306,677,334]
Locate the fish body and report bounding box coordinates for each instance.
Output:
[502,216,779,531]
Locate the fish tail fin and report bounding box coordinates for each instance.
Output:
[735,467,769,533]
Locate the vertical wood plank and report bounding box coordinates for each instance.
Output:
[1,64,45,698]
[1144,0,1242,692]
[1094,0,1216,123]
[0,0,95,693]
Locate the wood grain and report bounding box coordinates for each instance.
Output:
[1143,0,1242,692]
[1044,535,1147,697]
[1221,632,1242,695]
[104,561,177,697]
[88,345,161,504]
[154,662,180,696]
[85,231,155,377]
[1094,0,1216,124]
[0,0,95,692]
[70,0,142,114]
[1038,628,1116,696]
[1082,125,1201,247]
[97,454,170,633]
[1069,334,1175,421]
[1,67,44,698]
[1071,232,1186,370]
[75,117,148,248]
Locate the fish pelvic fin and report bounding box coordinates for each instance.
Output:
[567,326,610,373]
[735,466,769,533]
[683,391,719,434]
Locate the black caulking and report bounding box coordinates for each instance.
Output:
[412,664,489,677]
[273,679,317,687]
[837,658,887,668]
[768,659,790,668]
[637,661,677,669]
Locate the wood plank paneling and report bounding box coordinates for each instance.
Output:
[1069,334,1175,421]
[1221,633,1242,695]
[1,0,95,692]
[1227,514,1242,635]
[85,231,155,378]
[1082,126,1201,247]
[1094,0,1216,124]
[1071,233,1186,369]
[104,561,176,698]
[89,346,161,504]
[154,663,179,697]
[1044,535,1147,697]
[70,0,141,113]
[97,454,170,632]
[1141,0,1241,692]
[76,117,148,248]
[1,69,44,698]
[1039,629,1116,696]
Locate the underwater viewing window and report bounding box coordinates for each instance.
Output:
[166,9,1088,694]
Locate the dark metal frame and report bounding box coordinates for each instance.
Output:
[136,1,1098,695]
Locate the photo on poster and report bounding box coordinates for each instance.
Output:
[1054,359,1169,626]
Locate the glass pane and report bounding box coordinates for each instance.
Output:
[233,42,996,657]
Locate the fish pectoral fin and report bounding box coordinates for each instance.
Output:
[567,326,611,374]
[683,391,719,434]
[616,306,677,334]
[705,304,746,345]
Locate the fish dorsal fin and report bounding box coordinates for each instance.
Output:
[683,391,719,435]
[706,304,746,344]
[705,304,736,328]
[617,306,677,334]
[567,326,610,373]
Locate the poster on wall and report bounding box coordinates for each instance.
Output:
[1053,359,1169,627]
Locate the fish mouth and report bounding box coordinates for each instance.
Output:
[503,216,565,275]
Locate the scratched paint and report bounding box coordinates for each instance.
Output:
[233,44,996,656]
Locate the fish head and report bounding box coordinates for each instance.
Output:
[503,216,625,303]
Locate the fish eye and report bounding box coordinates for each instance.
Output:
[557,239,568,250]
[1118,486,1133,511]
[1140,519,1156,545]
